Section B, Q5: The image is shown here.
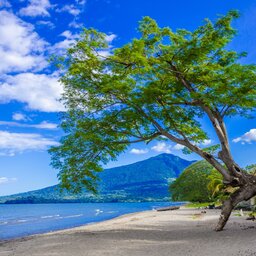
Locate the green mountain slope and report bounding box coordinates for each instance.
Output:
[0,154,194,203]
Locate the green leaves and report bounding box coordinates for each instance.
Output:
[202,144,221,154]
[50,11,255,193]
[170,161,214,202]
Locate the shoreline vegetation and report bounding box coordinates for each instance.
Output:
[1,207,256,256]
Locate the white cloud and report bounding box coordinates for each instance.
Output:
[0,120,58,129]
[56,4,80,16]
[34,121,58,129]
[0,130,59,156]
[0,177,8,183]
[0,72,64,112]
[61,30,73,38]
[37,20,55,29]
[0,10,48,74]
[201,139,212,146]
[233,129,256,144]
[97,50,112,58]
[105,34,117,43]
[130,148,149,155]
[0,0,11,8]
[76,0,86,5]
[173,144,185,150]
[68,20,83,28]
[96,34,116,58]
[19,0,52,17]
[50,30,79,54]
[12,113,28,121]
[151,142,172,153]
[51,39,74,53]
[51,32,116,58]
[0,177,17,184]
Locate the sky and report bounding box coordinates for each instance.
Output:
[0,0,256,196]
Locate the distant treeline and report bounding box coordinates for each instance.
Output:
[2,196,169,204]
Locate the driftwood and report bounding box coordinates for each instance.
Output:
[246,216,255,221]
[156,206,180,212]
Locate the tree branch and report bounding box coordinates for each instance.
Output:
[165,61,239,178]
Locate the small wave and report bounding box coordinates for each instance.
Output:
[95,209,103,216]
[41,215,54,219]
[62,214,83,219]
[0,221,8,225]
[107,211,117,214]
[17,219,28,223]
[41,214,60,219]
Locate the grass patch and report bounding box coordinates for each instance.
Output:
[248,211,256,217]
[185,202,212,208]
[185,202,222,208]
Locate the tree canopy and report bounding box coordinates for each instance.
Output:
[170,162,256,204]
[50,10,256,230]
[170,161,214,202]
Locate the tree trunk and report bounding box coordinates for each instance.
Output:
[215,194,237,231]
[215,182,256,231]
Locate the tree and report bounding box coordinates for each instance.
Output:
[170,160,236,204]
[50,11,256,231]
[207,169,225,200]
[170,161,214,202]
[245,164,256,175]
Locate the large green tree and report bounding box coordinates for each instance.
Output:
[170,161,215,203]
[50,11,256,231]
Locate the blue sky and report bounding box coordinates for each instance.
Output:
[0,0,255,196]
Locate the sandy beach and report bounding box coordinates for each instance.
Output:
[1,207,256,256]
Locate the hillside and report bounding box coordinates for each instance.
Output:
[0,154,194,203]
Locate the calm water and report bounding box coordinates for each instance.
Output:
[0,202,184,240]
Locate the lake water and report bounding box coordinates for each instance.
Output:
[0,202,184,240]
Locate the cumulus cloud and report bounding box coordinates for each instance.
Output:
[51,32,116,57]
[75,0,86,5]
[105,34,117,43]
[233,129,256,144]
[68,20,83,28]
[0,72,64,112]
[12,113,29,121]
[34,121,58,129]
[56,4,80,16]
[0,10,47,74]
[201,139,212,146]
[0,0,11,8]
[19,0,52,17]
[173,144,185,150]
[96,34,117,58]
[50,30,79,54]
[0,131,59,156]
[130,148,149,155]
[0,177,17,184]
[97,50,113,58]
[60,30,74,39]
[0,120,58,129]
[36,20,55,29]
[151,142,172,153]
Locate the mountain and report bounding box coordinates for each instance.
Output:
[0,154,195,204]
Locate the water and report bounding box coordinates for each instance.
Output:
[0,202,184,240]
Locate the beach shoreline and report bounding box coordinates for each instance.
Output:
[1,207,256,256]
[0,209,150,244]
